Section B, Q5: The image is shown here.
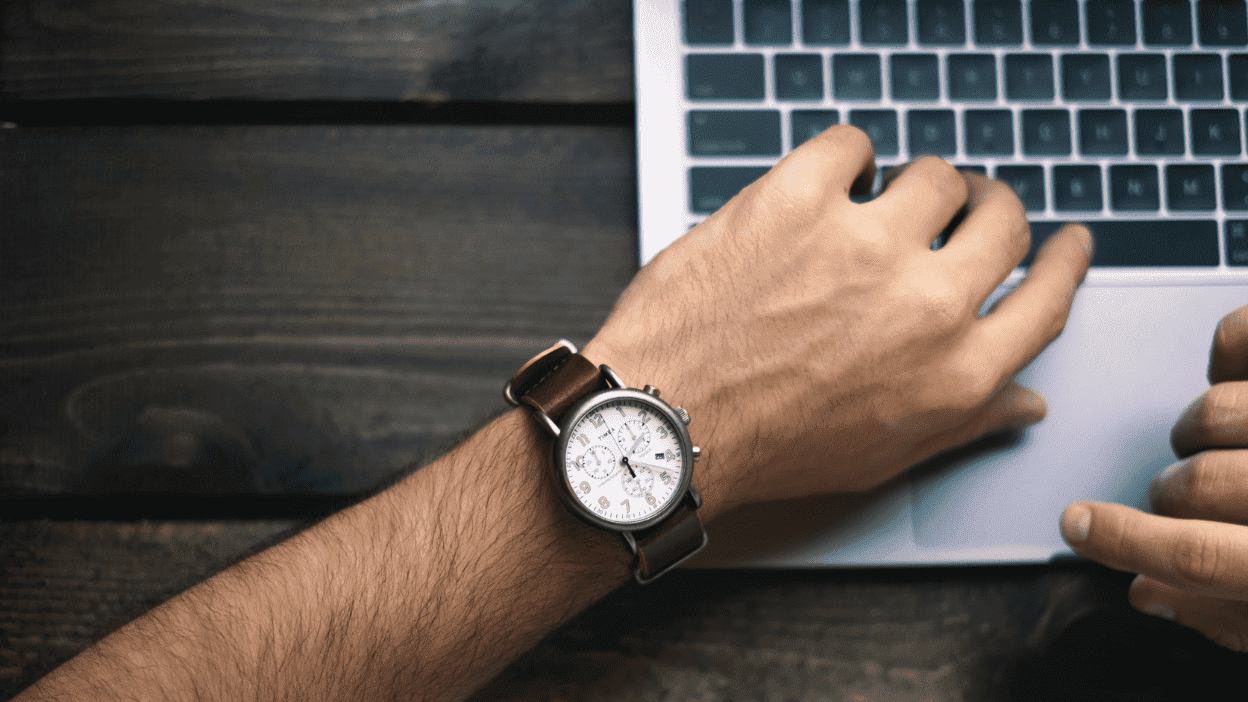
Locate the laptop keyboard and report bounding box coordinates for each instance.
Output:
[680,0,1248,267]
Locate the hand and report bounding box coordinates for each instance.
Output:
[583,125,1092,517]
[1061,305,1248,652]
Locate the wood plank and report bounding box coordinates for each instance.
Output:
[0,125,639,497]
[0,0,634,102]
[1,521,1240,700]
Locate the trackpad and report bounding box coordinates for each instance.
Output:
[910,284,1248,552]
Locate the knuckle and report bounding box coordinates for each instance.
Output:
[913,156,969,203]
[1171,531,1225,590]
[1194,384,1248,442]
[906,272,972,326]
[1180,453,1223,512]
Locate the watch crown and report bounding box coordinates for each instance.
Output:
[642,384,660,397]
[674,406,691,425]
[692,446,701,462]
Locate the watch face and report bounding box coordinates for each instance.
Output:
[558,391,690,528]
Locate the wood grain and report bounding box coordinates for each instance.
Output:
[0,0,634,102]
[0,125,639,497]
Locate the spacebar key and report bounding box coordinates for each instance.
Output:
[1026,220,1219,267]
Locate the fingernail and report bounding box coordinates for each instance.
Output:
[1061,504,1091,543]
[1142,602,1176,621]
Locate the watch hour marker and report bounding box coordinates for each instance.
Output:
[576,434,589,446]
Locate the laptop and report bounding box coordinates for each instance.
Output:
[633,0,1248,566]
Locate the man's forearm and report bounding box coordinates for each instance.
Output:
[18,409,635,702]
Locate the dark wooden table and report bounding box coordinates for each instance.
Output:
[2,1,1244,699]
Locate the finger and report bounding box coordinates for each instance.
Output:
[1129,574,1248,652]
[1209,305,1248,384]
[937,172,1031,301]
[911,380,1047,458]
[1061,501,1248,601]
[770,124,877,202]
[968,223,1092,377]
[1150,450,1248,524]
[867,156,969,246]
[1170,382,1248,458]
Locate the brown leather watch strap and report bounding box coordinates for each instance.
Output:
[631,500,707,582]
[520,353,606,424]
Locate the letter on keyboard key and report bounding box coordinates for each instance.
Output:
[918,0,966,45]
[1062,54,1112,100]
[995,165,1045,212]
[860,0,909,45]
[1110,164,1160,211]
[974,0,1022,45]
[891,55,940,100]
[802,0,850,45]
[965,110,1014,155]
[689,166,771,214]
[1087,0,1137,45]
[791,110,840,149]
[1005,54,1055,100]
[1135,109,1185,155]
[1174,54,1225,100]
[684,0,734,45]
[687,111,782,156]
[775,54,824,100]
[1167,165,1218,211]
[686,55,766,100]
[1222,164,1248,210]
[1053,165,1103,211]
[1145,0,1194,45]
[1031,0,1079,45]
[1199,0,1248,46]
[1191,109,1242,154]
[948,54,997,100]
[1117,54,1168,100]
[908,110,957,156]
[744,0,793,45]
[849,110,899,156]
[834,55,882,100]
[1022,109,1071,156]
[1079,109,1129,155]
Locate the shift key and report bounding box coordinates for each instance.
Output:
[688,110,782,156]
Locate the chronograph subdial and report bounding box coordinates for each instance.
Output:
[617,419,651,455]
[577,444,618,480]
[620,465,654,498]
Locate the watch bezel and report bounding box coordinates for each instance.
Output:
[553,388,695,533]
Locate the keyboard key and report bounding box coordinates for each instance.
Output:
[686,55,766,100]
[1078,109,1129,155]
[775,54,824,100]
[1145,0,1194,45]
[1053,165,1103,211]
[684,0,734,44]
[995,165,1045,211]
[918,0,966,45]
[1032,0,1080,45]
[744,0,792,45]
[1174,54,1225,100]
[802,0,850,45]
[791,110,840,148]
[908,110,957,156]
[1022,109,1071,156]
[1191,109,1242,154]
[1029,220,1219,267]
[1222,164,1248,210]
[688,111,782,156]
[1231,54,1248,97]
[1199,0,1248,46]
[974,0,1022,45]
[1135,109,1185,155]
[1087,0,1137,45]
[834,54,882,100]
[1167,164,1218,210]
[965,109,1014,155]
[1110,165,1160,211]
[1117,54,1169,100]
[1227,220,1248,264]
[860,0,909,45]
[850,109,899,156]
[891,54,939,100]
[1062,54,1112,100]
[690,166,770,213]
[1005,54,1055,100]
[947,54,997,100]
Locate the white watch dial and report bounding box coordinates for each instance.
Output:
[564,397,685,525]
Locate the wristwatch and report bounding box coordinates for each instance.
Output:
[504,340,708,584]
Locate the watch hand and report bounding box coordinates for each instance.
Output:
[621,456,636,479]
[628,433,646,454]
[625,460,670,473]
